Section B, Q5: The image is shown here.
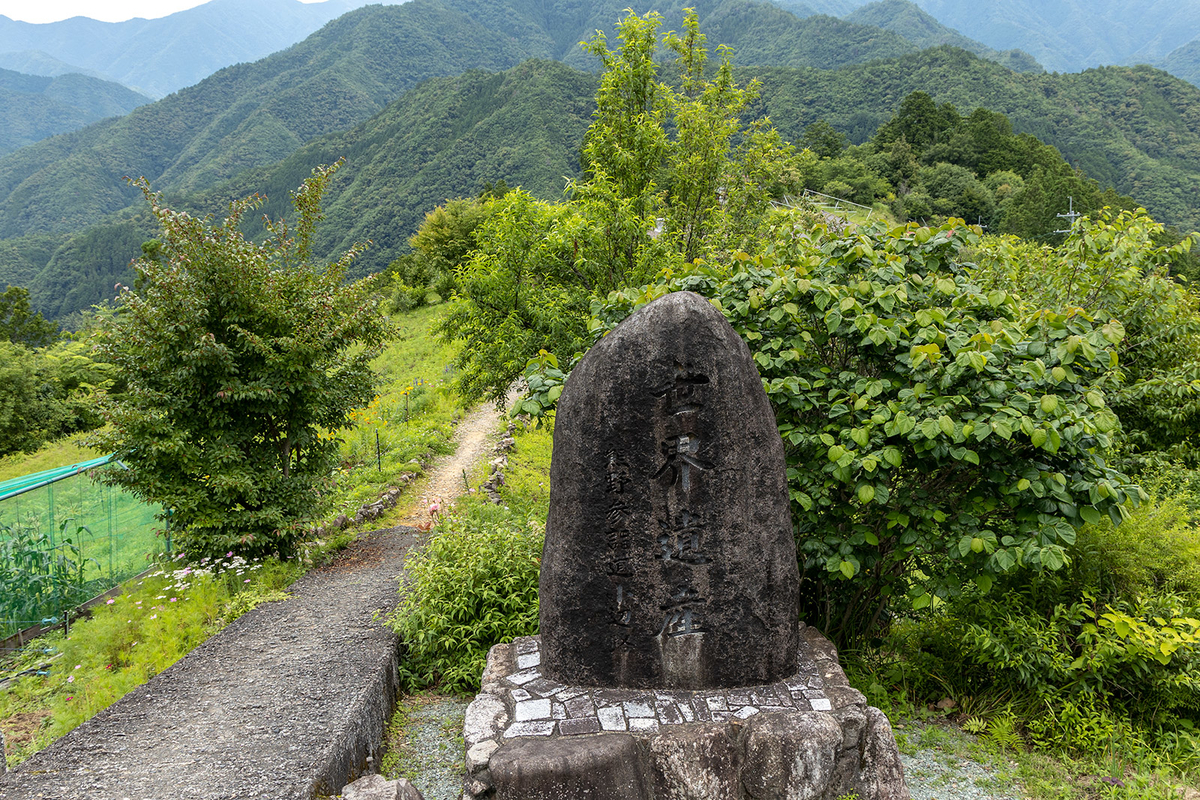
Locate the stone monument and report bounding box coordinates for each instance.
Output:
[540,289,800,690]
[462,291,908,800]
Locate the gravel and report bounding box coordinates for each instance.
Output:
[395,698,1027,800]
[896,722,1026,800]
[387,696,470,800]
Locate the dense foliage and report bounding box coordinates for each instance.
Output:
[0,339,106,459]
[594,218,1140,644]
[391,506,543,694]
[971,209,1200,467]
[439,10,801,404]
[90,165,389,559]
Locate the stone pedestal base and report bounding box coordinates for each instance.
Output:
[462,626,908,800]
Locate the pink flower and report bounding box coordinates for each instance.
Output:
[74,664,81,670]
[169,597,178,602]
[149,614,157,620]
[226,552,233,557]
[244,579,251,583]
[67,675,74,683]
[106,598,116,605]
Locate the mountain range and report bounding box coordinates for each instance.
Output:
[1,0,1199,322]
[0,0,400,98]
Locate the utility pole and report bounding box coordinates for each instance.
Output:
[1054,196,1081,234]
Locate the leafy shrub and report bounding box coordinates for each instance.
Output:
[593,218,1138,646]
[90,164,389,560]
[390,505,542,694]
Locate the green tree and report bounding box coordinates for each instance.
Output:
[91,164,389,560]
[390,197,491,309]
[0,338,108,457]
[0,285,58,348]
[801,120,849,160]
[974,208,1200,467]
[442,9,800,404]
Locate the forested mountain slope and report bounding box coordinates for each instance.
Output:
[0,0,390,97]
[846,0,1041,72]
[0,68,151,156]
[19,60,598,319]
[906,0,1200,73]
[15,46,1200,321]
[749,48,1200,231]
[0,1,536,240]
[0,0,939,243]
[1159,40,1200,88]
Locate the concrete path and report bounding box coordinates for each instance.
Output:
[0,526,417,800]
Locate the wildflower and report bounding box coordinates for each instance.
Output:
[106,599,116,605]
[170,597,178,602]
[105,664,112,670]
[226,552,233,557]
[149,614,157,620]
[67,696,73,700]
[67,675,74,683]
[244,579,251,583]
[74,664,81,670]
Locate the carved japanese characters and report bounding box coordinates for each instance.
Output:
[539,291,800,689]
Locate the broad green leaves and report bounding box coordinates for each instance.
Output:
[594,217,1139,646]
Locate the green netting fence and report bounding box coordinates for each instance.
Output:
[0,456,167,642]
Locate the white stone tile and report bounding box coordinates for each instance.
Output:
[704,696,728,712]
[515,699,552,721]
[507,669,540,685]
[517,652,542,669]
[628,718,660,732]
[810,698,833,711]
[678,702,695,723]
[623,700,654,718]
[597,706,627,731]
[510,689,531,702]
[734,706,760,719]
[503,720,556,738]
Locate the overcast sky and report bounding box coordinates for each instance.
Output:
[0,0,326,23]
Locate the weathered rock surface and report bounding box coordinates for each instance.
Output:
[540,290,800,689]
[463,632,910,800]
[489,734,651,800]
[341,772,425,800]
